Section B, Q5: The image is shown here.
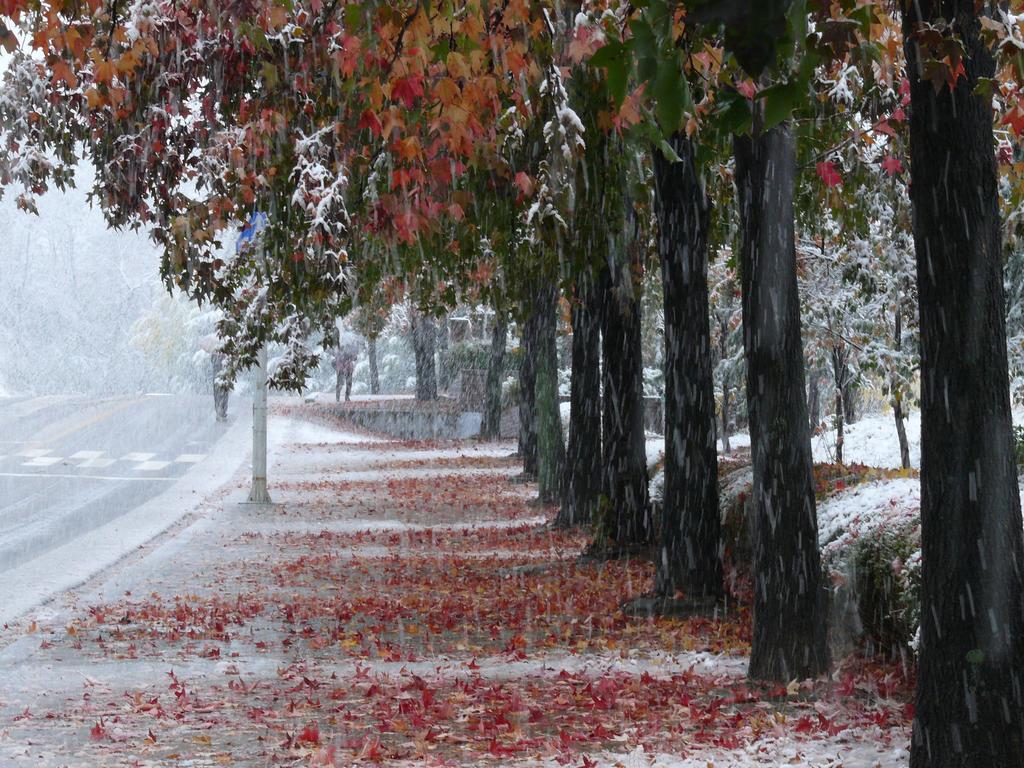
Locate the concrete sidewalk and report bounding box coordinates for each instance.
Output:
[0,409,909,767]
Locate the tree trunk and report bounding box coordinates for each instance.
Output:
[842,378,858,424]
[892,307,911,470]
[518,309,539,478]
[600,264,651,548]
[834,388,844,465]
[721,383,732,454]
[480,316,507,439]
[734,122,830,682]
[557,272,603,528]
[718,319,733,454]
[653,132,722,599]
[831,345,847,466]
[536,284,565,503]
[435,318,451,393]
[903,5,1024,766]
[808,369,821,431]
[411,313,437,401]
[894,394,910,470]
[368,335,380,395]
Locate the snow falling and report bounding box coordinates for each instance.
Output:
[0,2,1022,767]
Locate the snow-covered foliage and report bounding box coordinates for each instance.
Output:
[129,295,222,394]
[0,164,205,395]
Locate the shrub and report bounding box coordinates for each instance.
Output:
[1014,425,1024,466]
[846,526,921,652]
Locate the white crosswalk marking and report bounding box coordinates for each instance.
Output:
[133,460,171,472]
[121,452,156,462]
[22,456,62,467]
[69,450,105,460]
[174,454,206,464]
[79,457,116,469]
[17,448,53,458]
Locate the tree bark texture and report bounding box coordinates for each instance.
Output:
[734,122,830,682]
[480,316,507,439]
[903,4,1024,765]
[600,263,651,548]
[653,132,723,599]
[557,272,603,528]
[518,307,539,478]
[411,313,437,401]
[535,283,565,503]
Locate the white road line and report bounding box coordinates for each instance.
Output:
[21,457,62,467]
[69,450,105,460]
[133,460,171,471]
[79,457,117,469]
[174,453,206,463]
[17,448,53,458]
[0,471,173,482]
[121,452,155,462]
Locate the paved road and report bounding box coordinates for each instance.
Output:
[0,394,237,574]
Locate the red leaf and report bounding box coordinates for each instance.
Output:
[1003,106,1024,136]
[297,722,320,746]
[737,79,757,100]
[391,76,424,108]
[816,160,843,188]
[513,171,533,197]
[358,109,382,137]
[881,155,904,177]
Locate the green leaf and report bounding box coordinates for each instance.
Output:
[760,79,805,130]
[630,19,658,83]
[589,40,626,69]
[657,138,682,163]
[716,92,753,136]
[848,5,875,37]
[261,62,279,88]
[343,4,362,29]
[605,57,630,107]
[975,76,998,96]
[645,0,671,35]
[653,54,688,134]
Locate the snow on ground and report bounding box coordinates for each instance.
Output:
[524,736,909,768]
[0,412,253,628]
[274,416,381,445]
[310,391,415,403]
[645,432,751,472]
[817,477,920,556]
[0,405,914,766]
[811,411,922,469]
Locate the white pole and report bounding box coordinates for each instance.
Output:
[248,342,271,503]
[248,238,272,504]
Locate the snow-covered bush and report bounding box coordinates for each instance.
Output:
[818,477,922,653]
[375,333,417,393]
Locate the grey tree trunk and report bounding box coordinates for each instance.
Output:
[535,284,564,504]
[831,345,848,465]
[600,263,650,548]
[518,308,539,478]
[892,307,911,470]
[368,335,380,395]
[734,121,830,682]
[480,316,507,440]
[411,313,437,401]
[557,272,602,528]
[718,317,733,454]
[903,4,1024,766]
[808,369,821,431]
[653,132,722,599]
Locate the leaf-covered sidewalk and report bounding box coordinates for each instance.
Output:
[0,411,912,767]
